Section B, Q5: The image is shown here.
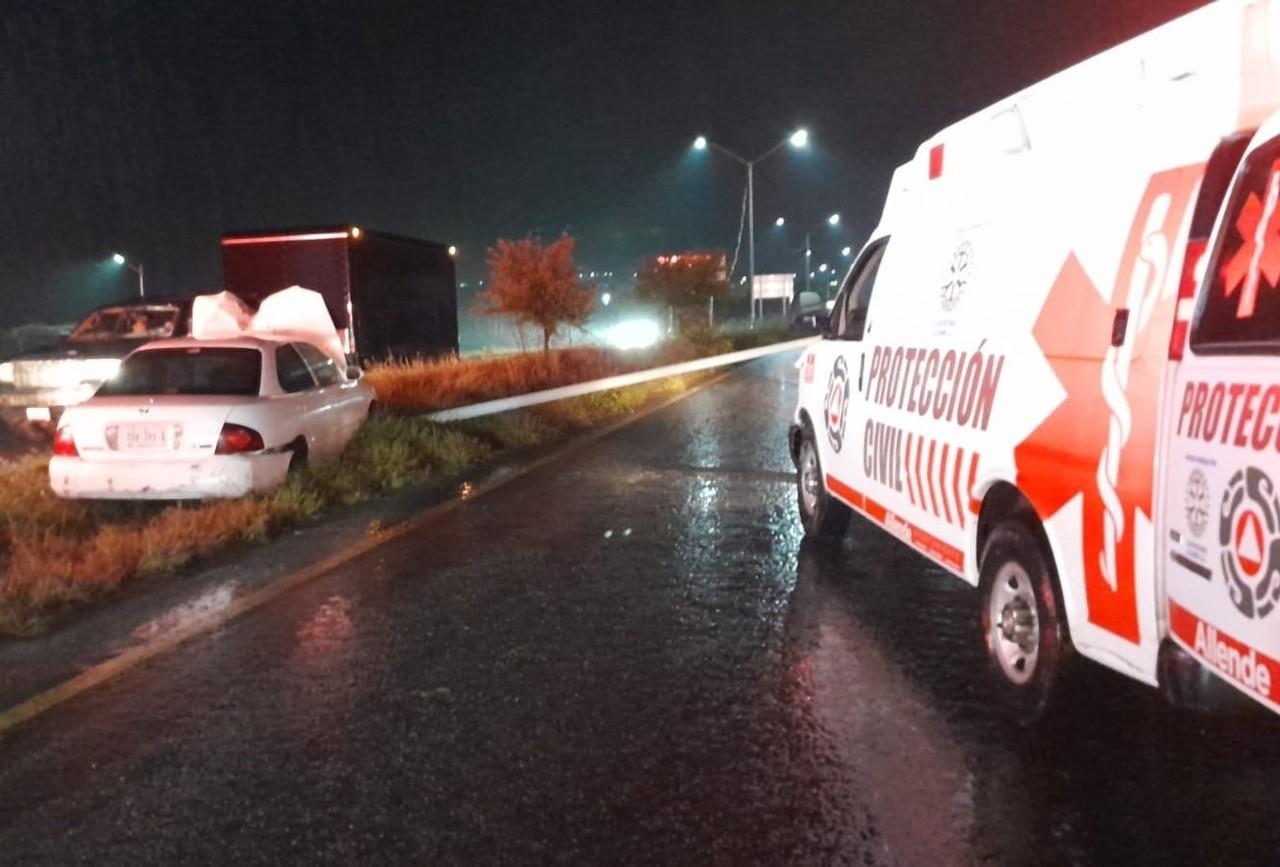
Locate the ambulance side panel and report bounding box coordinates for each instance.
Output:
[800,0,1280,686]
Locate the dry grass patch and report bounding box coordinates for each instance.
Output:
[362,326,776,414]
[366,347,630,412]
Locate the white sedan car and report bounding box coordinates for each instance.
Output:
[49,336,375,499]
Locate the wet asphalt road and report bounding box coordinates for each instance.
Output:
[2,352,1280,865]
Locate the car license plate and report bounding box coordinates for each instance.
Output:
[25,407,51,422]
[122,423,172,450]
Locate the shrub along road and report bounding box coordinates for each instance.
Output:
[1,352,1278,864]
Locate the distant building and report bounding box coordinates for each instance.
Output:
[653,250,728,282]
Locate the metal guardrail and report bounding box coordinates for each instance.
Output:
[426,336,818,423]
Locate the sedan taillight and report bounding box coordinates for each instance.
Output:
[52,426,79,458]
[215,423,265,455]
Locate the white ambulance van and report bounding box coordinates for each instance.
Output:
[790,0,1280,721]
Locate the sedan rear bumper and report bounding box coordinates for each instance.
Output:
[49,453,291,500]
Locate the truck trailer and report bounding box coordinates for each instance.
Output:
[221,226,457,362]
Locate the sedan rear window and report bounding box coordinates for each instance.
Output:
[97,348,262,397]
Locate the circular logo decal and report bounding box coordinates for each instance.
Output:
[1218,467,1280,620]
[940,241,974,312]
[1185,468,1209,539]
[824,356,850,453]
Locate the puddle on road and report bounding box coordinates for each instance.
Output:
[294,595,354,664]
[129,582,237,644]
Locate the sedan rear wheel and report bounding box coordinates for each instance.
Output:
[287,441,308,476]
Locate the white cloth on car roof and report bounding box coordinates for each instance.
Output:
[189,286,347,375]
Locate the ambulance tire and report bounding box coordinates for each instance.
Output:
[979,522,1070,726]
[796,426,850,540]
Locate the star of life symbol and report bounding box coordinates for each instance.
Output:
[1219,466,1280,620]
[1221,160,1280,320]
[940,241,973,312]
[824,356,850,453]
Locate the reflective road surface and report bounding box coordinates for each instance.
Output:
[1,353,1279,865]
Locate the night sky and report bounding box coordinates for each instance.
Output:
[0,0,1205,327]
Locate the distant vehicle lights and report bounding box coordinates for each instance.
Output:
[604,318,661,351]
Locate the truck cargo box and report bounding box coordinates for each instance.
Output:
[221,226,457,361]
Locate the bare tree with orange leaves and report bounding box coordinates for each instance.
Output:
[480,235,596,354]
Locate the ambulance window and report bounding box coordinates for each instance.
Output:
[1192,139,1280,353]
[833,238,888,341]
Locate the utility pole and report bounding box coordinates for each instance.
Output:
[747,163,755,325]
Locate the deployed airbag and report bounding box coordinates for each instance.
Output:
[190,286,347,373]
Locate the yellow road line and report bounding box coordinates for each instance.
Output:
[0,366,749,737]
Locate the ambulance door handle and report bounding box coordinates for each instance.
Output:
[1111,308,1130,347]
[858,354,865,391]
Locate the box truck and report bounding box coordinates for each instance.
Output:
[221,226,457,362]
[791,0,1280,721]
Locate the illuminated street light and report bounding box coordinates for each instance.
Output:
[774,217,785,227]
[691,127,811,325]
[601,292,612,306]
[349,226,362,239]
[842,246,853,257]
[448,245,457,257]
[110,252,144,299]
[818,263,828,273]
[774,213,846,296]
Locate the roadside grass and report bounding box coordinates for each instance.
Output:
[366,346,625,412]
[363,325,784,412]
[0,372,702,637]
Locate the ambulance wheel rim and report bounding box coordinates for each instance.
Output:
[989,561,1040,685]
[799,440,820,515]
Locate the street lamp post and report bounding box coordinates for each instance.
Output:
[777,213,841,297]
[805,232,812,294]
[693,128,808,326]
[112,253,145,299]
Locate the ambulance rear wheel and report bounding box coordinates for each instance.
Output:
[796,428,850,539]
[979,522,1069,725]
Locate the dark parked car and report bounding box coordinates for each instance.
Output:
[790,290,833,336]
[0,297,194,434]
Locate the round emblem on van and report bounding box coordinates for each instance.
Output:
[1185,468,1209,538]
[824,356,850,453]
[940,241,973,312]
[1219,467,1280,620]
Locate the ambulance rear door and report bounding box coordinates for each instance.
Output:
[1165,120,1280,712]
